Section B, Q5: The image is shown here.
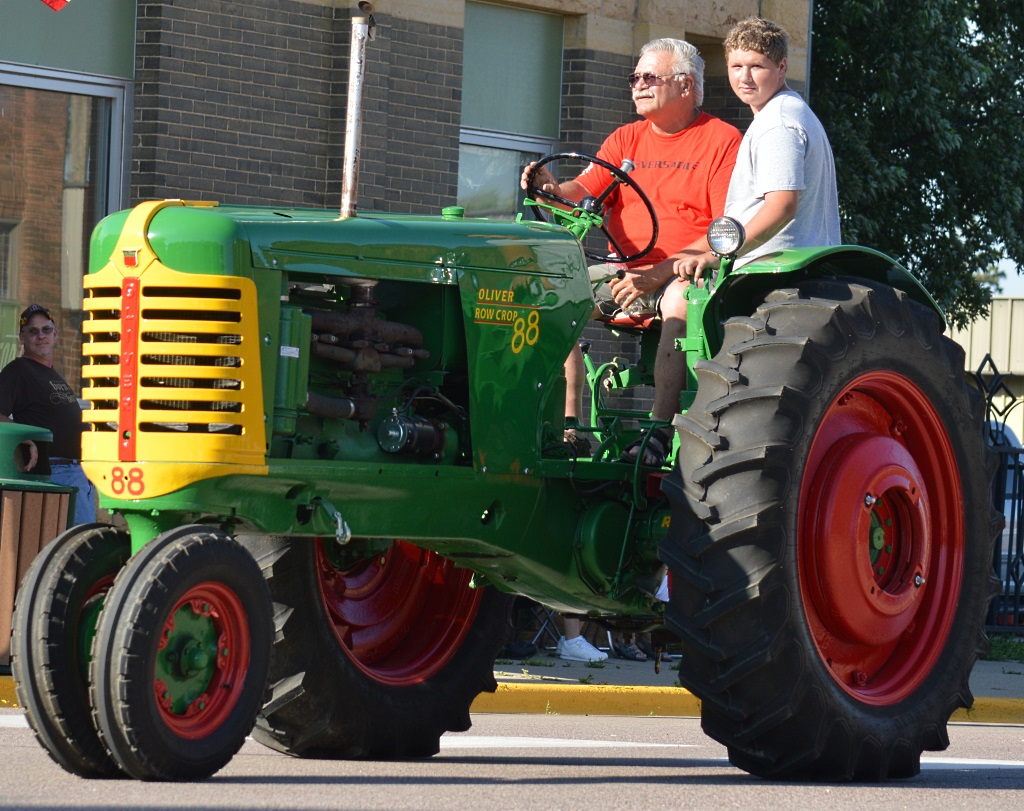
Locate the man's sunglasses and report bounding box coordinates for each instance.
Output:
[627,72,686,88]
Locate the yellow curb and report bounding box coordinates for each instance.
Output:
[472,682,702,717]
[951,697,1024,725]
[0,675,17,708]
[473,683,1024,725]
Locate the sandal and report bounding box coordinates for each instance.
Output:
[612,640,648,661]
[619,428,672,467]
[636,640,670,662]
[563,429,593,459]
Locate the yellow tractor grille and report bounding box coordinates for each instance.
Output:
[139,330,243,422]
[82,267,266,466]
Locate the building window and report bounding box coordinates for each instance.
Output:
[0,222,19,368]
[0,222,15,301]
[459,129,558,219]
[458,2,563,219]
[0,64,129,384]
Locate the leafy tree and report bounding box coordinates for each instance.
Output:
[810,1,1024,327]
[975,262,1004,294]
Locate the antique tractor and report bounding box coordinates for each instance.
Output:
[10,16,999,785]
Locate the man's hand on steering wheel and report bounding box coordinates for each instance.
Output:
[520,162,560,196]
[523,152,659,264]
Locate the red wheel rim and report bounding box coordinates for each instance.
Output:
[316,540,481,686]
[153,581,251,738]
[798,371,964,705]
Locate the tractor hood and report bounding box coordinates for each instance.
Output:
[89,202,588,284]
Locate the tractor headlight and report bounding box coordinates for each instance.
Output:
[707,216,745,258]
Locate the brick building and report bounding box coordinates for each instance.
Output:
[1,0,815,389]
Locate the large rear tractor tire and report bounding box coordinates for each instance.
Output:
[241,536,513,758]
[660,277,1001,780]
[89,526,273,781]
[11,524,130,778]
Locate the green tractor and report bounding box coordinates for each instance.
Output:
[8,17,999,784]
[11,151,999,781]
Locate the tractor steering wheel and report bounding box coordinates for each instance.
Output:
[525,151,659,264]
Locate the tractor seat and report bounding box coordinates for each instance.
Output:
[605,311,660,330]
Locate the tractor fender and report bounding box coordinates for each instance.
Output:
[704,245,944,358]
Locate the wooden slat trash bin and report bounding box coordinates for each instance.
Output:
[0,423,75,669]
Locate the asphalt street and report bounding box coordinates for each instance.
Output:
[2,709,1023,809]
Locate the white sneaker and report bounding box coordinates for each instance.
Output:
[555,635,566,655]
[559,635,608,662]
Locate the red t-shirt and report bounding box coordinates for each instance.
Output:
[575,112,741,267]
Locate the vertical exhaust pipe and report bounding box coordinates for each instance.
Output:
[341,3,376,218]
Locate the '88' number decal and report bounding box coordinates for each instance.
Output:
[511,310,540,354]
[111,466,145,496]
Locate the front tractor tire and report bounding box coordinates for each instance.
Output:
[89,526,273,781]
[11,524,130,778]
[660,277,1000,780]
[241,536,513,759]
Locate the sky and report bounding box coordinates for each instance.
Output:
[996,259,1024,297]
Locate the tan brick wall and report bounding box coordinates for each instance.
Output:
[372,0,810,79]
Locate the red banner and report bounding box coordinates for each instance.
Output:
[39,0,71,10]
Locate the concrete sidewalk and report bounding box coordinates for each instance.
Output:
[3,656,1022,723]
[472,651,1024,724]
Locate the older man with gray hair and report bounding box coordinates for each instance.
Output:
[521,38,741,663]
[522,37,741,472]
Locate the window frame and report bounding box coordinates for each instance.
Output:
[457,128,560,220]
[0,62,132,214]
[459,127,559,155]
[0,220,17,301]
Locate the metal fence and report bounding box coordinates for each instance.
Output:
[973,355,1023,632]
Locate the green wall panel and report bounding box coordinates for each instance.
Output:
[462,2,562,138]
[0,0,135,79]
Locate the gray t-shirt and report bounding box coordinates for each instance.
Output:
[725,89,841,264]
